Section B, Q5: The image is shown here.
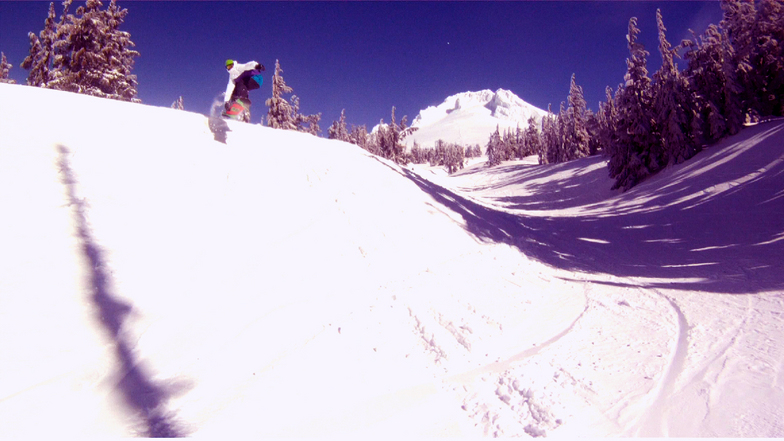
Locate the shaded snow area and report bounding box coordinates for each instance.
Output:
[406,89,548,150]
[1,83,783,438]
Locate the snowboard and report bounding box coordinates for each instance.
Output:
[223,98,251,123]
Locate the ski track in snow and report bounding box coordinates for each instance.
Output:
[401,120,784,437]
[635,289,690,437]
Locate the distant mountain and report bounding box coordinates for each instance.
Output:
[405,89,549,149]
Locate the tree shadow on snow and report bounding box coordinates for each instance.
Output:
[57,145,191,437]
[380,121,784,295]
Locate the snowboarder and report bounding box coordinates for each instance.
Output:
[223,59,265,122]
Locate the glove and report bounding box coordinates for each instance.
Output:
[256,63,265,71]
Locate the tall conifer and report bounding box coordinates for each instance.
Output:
[0,53,15,84]
[266,60,296,130]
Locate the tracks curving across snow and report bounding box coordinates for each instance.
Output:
[636,289,690,437]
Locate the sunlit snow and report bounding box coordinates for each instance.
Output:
[1,83,782,438]
[406,89,548,149]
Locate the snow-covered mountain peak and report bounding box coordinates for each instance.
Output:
[406,88,547,149]
[412,89,545,129]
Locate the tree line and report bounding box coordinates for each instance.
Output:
[523,1,783,190]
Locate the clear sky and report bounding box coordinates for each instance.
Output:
[1,1,723,130]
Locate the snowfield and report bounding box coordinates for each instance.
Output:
[1,83,782,438]
[406,89,549,149]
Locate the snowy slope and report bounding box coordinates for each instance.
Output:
[405,88,548,150]
[1,82,782,438]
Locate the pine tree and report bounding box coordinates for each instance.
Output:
[290,95,322,136]
[597,86,620,155]
[682,24,743,141]
[102,0,140,101]
[43,0,139,101]
[565,73,590,160]
[171,96,184,110]
[501,128,513,161]
[20,2,59,87]
[539,105,556,165]
[550,102,567,164]
[0,52,15,84]
[720,0,759,115]
[349,124,369,150]
[748,0,784,116]
[50,0,74,85]
[525,116,542,159]
[375,107,410,163]
[328,109,351,141]
[720,0,784,116]
[607,17,658,191]
[652,8,699,167]
[445,143,465,174]
[410,141,425,163]
[266,60,296,130]
[585,109,601,155]
[486,125,503,167]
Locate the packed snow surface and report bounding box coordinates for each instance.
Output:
[1,83,783,438]
[406,88,548,150]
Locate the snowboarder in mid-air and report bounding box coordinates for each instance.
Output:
[222,59,265,122]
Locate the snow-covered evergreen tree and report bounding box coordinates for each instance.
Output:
[524,116,542,159]
[585,109,601,155]
[410,141,425,163]
[20,2,59,87]
[539,105,556,165]
[729,0,784,116]
[265,60,320,134]
[0,52,15,84]
[375,107,410,164]
[171,96,184,110]
[328,109,350,142]
[444,143,465,174]
[652,8,699,166]
[753,0,784,116]
[501,128,515,161]
[290,95,321,136]
[597,86,620,155]
[547,102,567,164]
[266,60,296,130]
[514,125,529,158]
[682,24,743,141]
[101,0,140,101]
[720,0,756,114]
[486,125,503,167]
[565,73,590,160]
[607,17,658,191]
[349,124,369,150]
[45,0,140,102]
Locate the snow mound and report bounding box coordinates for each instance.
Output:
[407,89,548,149]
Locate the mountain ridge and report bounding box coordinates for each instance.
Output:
[406,88,548,149]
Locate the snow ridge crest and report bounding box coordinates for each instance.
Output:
[412,88,546,129]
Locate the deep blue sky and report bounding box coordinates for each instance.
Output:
[1,1,723,130]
